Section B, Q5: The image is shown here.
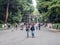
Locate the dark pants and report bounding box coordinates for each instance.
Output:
[39,26,40,30]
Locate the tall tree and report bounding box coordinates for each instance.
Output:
[0,0,34,23]
[37,0,60,23]
[5,0,10,23]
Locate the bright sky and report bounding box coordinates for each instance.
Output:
[32,0,37,8]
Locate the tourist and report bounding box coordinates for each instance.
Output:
[14,22,18,30]
[26,23,30,38]
[38,23,41,30]
[20,22,24,30]
[30,23,35,38]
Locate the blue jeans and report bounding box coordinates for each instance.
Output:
[31,31,35,38]
[26,31,29,38]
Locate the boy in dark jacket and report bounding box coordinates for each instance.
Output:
[30,23,35,38]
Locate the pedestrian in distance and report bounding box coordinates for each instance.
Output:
[14,22,18,30]
[35,22,39,30]
[38,23,41,30]
[26,23,30,38]
[7,23,10,29]
[20,22,24,30]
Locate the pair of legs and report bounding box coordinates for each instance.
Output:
[36,26,39,30]
[26,31,29,38]
[26,31,35,38]
[39,26,40,30]
[31,31,35,38]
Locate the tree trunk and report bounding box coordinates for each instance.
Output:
[5,0,10,23]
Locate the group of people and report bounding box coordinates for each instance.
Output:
[25,22,41,38]
[2,23,10,30]
[12,22,41,38]
[2,22,41,38]
[25,23,35,38]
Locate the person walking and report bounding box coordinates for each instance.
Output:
[38,23,40,30]
[14,22,18,30]
[20,22,24,30]
[26,23,30,38]
[30,23,35,38]
[35,22,39,30]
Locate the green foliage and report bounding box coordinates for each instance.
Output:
[0,0,34,23]
[53,23,60,29]
[0,24,2,30]
[37,0,60,23]
[47,4,60,23]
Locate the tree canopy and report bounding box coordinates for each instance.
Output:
[0,0,34,23]
[37,0,60,23]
